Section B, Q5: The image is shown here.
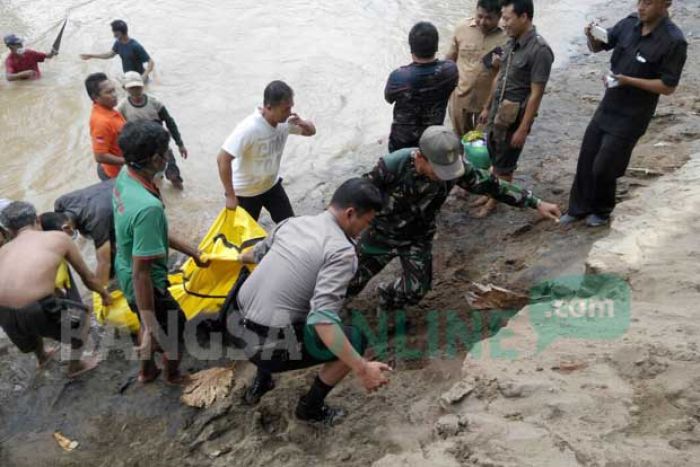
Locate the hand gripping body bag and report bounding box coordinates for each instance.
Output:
[93,208,266,332]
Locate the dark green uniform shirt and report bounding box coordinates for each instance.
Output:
[364,148,541,246]
[492,27,554,109]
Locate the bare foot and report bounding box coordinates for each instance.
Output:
[469,195,489,208]
[138,367,162,384]
[37,346,60,370]
[164,371,192,386]
[67,355,99,379]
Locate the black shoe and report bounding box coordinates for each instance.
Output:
[295,396,346,426]
[243,374,275,406]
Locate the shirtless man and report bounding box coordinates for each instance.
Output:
[0,201,110,378]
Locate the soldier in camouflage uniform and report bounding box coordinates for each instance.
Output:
[347,126,560,310]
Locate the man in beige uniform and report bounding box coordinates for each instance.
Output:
[446,0,507,138]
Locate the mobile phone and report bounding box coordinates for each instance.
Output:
[591,25,608,44]
[482,46,504,69]
[605,73,619,88]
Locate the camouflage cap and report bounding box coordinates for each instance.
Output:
[419,126,465,181]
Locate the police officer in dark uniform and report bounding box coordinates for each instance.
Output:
[475,0,554,218]
[562,0,687,227]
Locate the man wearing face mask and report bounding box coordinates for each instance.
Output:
[232,178,391,425]
[113,121,208,385]
[4,34,56,81]
[217,80,316,222]
[39,180,116,287]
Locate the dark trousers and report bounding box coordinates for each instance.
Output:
[568,120,639,217]
[128,289,187,358]
[96,164,110,181]
[238,179,294,223]
[164,148,182,183]
[347,233,433,310]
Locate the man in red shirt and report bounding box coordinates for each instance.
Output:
[85,73,126,180]
[4,34,56,81]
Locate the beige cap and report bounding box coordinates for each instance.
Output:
[123,71,144,89]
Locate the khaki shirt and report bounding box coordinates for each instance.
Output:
[447,19,508,112]
[238,211,357,328]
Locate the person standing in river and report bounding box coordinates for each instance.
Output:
[4,34,57,81]
[80,20,155,83]
[86,72,126,180]
[118,72,188,190]
[475,0,554,219]
[216,80,316,222]
[561,0,687,228]
[385,22,459,152]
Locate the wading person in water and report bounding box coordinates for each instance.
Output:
[118,71,188,190]
[81,20,155,83]
[4,34,57,82]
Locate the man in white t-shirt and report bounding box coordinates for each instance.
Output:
[217,81,316,222]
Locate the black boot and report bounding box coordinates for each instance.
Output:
[243,371,275,406]
[295,395,346,426]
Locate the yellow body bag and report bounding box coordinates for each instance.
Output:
[93,208,266,332]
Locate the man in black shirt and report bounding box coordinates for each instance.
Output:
[562,0,687,227]
[40,180,116,286]
[385,22,459,152]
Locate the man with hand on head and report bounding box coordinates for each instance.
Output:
[217,80,316,222]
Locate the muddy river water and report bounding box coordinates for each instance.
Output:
[1,0,595,237]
